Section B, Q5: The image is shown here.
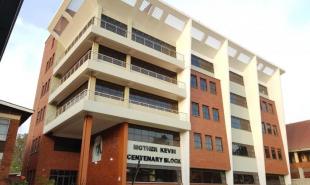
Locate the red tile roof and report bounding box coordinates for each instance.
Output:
[286,120,310,151]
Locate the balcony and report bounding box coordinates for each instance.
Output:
[45,89,189,137]
[54,15,185,75]
[49,50,186,104]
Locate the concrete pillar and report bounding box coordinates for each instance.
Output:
[91,42,99,60]
[294,152,300,163]
[87,75,96,101]
[126,55,131,71]
[77,115,93,185]
[124,87,130,107]
[298,167,305,179]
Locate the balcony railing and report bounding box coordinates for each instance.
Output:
[94,91,124,101]
[50,89,188,123]
[56,89,88,116]
[61,50,92,84]
[97,52,126,67]
[99,18,127,37]
[131,32,183,61]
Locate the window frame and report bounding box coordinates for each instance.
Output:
[200,78,207,91]
[192,102,200,117]
[194,133,202,149]
[205,135,213,151]
[212,108,220,122]
[191,75,198,89]
[202,105,210,120]
[215,137,223,152]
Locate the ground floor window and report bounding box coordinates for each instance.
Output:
[49,170,77,185]
[234,172,259,184]
[126,167,179,182]
[27,170,36,185]
[190,168,226,184]
[266,174,285,185]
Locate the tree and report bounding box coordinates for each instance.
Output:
[10,134,27,173]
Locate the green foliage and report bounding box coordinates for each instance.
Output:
[36,176,55,185]
[10,134,28,173]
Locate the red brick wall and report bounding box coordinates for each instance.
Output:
[0,119,20,185]
[87,123,128,185]
[190,70,230,171]
[22,36,80,184]
[261,97,288,175]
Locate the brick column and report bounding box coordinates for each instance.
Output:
[77,115,93,185]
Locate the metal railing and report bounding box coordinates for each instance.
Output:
[129,99,178,114]
[94,91,124,101]
[60,50,92,84]
[56,89,88,116]
[131,32,184,61]
[99,18,128,37]
[97,52,126,67]
[130,64,177,84]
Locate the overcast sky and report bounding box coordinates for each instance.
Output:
[0,0,309,133]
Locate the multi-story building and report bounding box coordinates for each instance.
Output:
[0,100,32,184]
[22,0,291,185]
[287,120,310,185]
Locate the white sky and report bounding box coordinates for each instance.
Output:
[0,0,309,134]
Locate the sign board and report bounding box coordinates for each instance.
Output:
[127,140,181,167]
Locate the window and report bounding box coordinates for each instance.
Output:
[128,125,180,146]
[190,169,225,184]
[262,122,266,134]
[234,173,256,184]
[205,135,213,151]
[266,123,272,134]
[192,102,199,117]
[191,75,198,88]
[271,147,277,159]
[0,119,9,141]
[191,55,214,73]
[102,14,128,37]
[194,133,202,149]
[212,108,219,121]
[277,149,282,160]
[200,78,207,91]
[30,137,40,154]
[261,101,268,112]
[259,84,268,96]
[230,93,247,107]
[229,71,244,85]
[232,143,255,158]
[265,146,270,159]
[127,167,178,182]
[268,103,274,113]
[50,170,77,185]
[215,137,223,152]
[96,79,125,99]
[210,81,216,94]
[130,89,178,113]
[202,105,210,120]
[231,116,251,131]
[272,125,278,136]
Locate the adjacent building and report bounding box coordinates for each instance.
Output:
[22,0,290,185]
[0,100,33,184]
[287,120,310,184]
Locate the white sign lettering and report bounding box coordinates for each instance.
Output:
[127,140,181,167]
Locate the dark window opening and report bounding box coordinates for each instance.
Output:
[230,71,244,85]
[191,102,199,117]
[53,136,81,153]
[101,14,127,37]
[95,79,125,99]
[126,167,179,182]
[191,55,214,73]
[232,143,255,158]
[194,133,202,149]
[190,168,225,184]
[191,75,198,88]
[98,45,126,67]
[50,170,77,185]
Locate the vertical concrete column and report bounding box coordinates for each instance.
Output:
[91,42,99,60]
[267,69,292,185]
[294,152,300,163]
[213,40,233,185]
[126,54,131,71]
[298,168,305,179]
[243,56,266,185]
[176,19,192,185]
[127,18,133,40]
[87,75,96,101]
[124,87,130,107]
[77,115,93,185]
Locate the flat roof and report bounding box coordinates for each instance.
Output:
[0,100,33,124]
[0,0,24,61]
